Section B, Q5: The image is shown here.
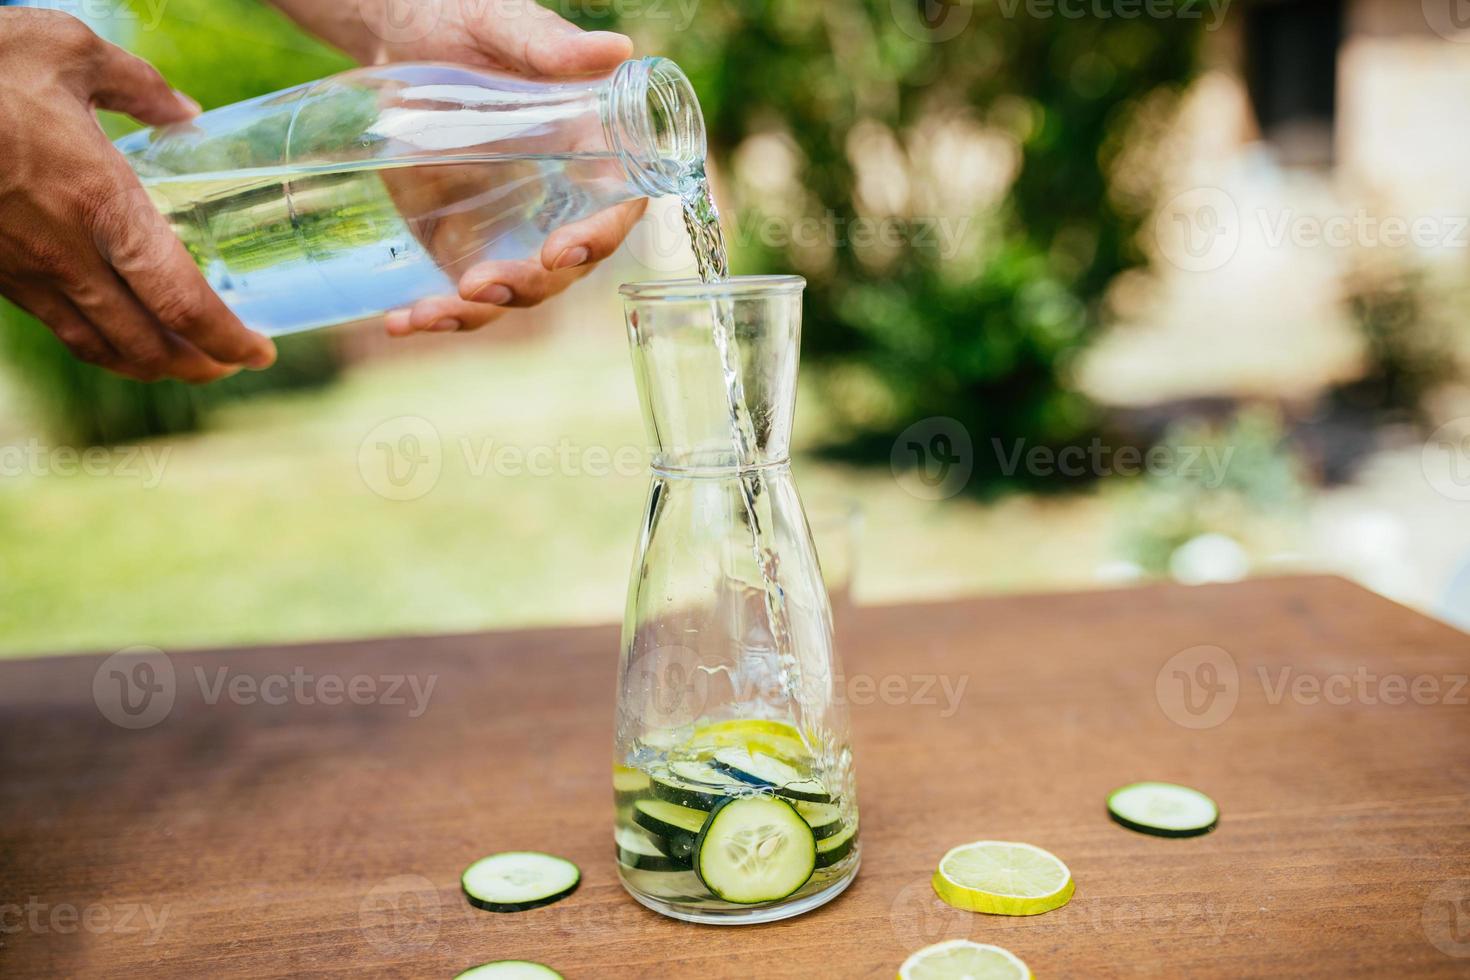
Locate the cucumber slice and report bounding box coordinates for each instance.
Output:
[694,796,816,904]
[668,760,742,786]
[613,765,650,804]
[794,801,844,841]
[632,799,708,860]
[455,962,562,980]
[711,747,831,803]
[650,763,748,810]
[1107,782,1219,838]
[814,821,857,868]
[461,852,580,913]
[615,826,691,872]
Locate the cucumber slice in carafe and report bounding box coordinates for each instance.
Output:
[694,796,817,904]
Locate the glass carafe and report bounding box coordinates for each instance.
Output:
[114,58,703,336]
[613,276,859,925]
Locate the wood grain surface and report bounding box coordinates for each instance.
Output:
[2,576,1469,978]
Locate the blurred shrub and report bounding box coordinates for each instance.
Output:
[640,0,1201,478]
[1115,407,1308,577]
[1338,251,1465,425]
[0,0,352,445]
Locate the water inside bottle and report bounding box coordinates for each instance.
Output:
[142,152,623,336]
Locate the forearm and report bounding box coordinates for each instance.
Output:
[266,0,387,64]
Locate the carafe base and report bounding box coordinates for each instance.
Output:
[620,857,859,925]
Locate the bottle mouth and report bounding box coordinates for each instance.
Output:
[611,57,707,196]
[620,275,806,302]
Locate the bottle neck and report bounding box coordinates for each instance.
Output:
[604,58,706,198]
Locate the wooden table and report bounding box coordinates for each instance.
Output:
[2,576,1469,978]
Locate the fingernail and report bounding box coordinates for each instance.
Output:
[578,30,632,46]
[173,90,202,116]
[247,350,274,370]
[385,309,412,335]
[553,246,590,270]
[430,318,463,333]
[469,283,513,306]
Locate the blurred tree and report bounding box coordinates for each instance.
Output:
[643,0,1203,483]
[0,0,351,444]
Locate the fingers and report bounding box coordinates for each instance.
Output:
[88,176,277,369]
[77,25,199,125]
[386,295,506,336]
[6,285,135,378]
[468,0,632,76]
[539,200,647,272]
[457,201,646,307]
[457,259,586,309]
[60,260,239,384]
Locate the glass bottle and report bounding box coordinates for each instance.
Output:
[613,276,860,924]
[114,58,703,336]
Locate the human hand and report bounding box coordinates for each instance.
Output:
[357,0,648,335]
[0,9,276,381]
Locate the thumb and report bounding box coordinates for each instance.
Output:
[469,0,632,76]
[87,39,199,126]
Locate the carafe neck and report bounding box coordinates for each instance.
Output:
[622,277,806,474]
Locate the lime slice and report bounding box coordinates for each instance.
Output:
[932,840,1074,916]
[898,940,1032,980]
[688,718,813,763]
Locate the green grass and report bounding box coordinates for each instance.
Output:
[0,329,1110,658]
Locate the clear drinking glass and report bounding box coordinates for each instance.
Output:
[114,58,704,336]
[613,276,859,924]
